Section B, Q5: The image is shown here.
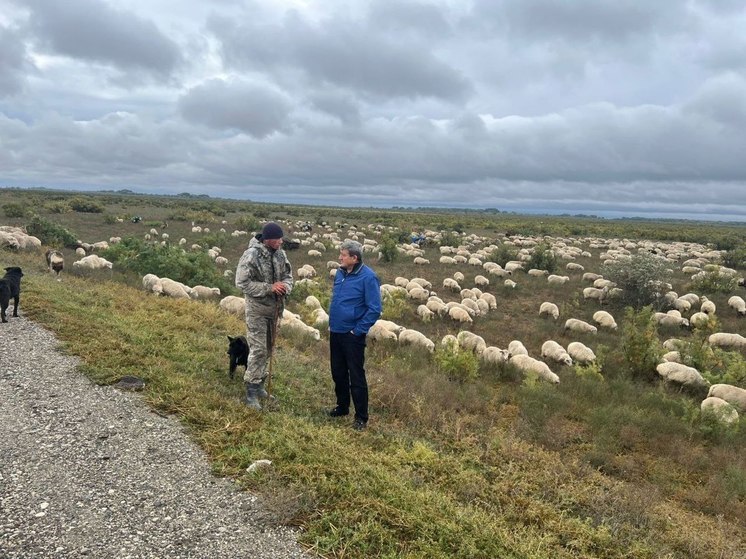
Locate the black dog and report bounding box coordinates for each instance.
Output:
[227,335,249,380]
[0,266,24,323]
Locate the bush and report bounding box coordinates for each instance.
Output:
[45,201,72,214]
[288,280,331,311]
[3,203,28,218]
[689,268,738,294]
[487,244,518,267]
[601,253,673,309]
[722,244,746,269]
[378,233,398,263]
[438,231,460,248]
[25,215,78,247]
[235,215,261,232]
[620,306,662,381]
[69,197,105,213]
[434,347,479,383]
[381,290,410,321]
[527,242,557,273]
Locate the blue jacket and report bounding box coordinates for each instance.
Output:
[329,263,382,336]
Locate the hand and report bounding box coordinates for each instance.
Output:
[271,282,288,296]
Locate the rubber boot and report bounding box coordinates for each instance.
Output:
[244,382,262,410]
[257,378,276,401]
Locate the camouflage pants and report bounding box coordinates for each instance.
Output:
[244,315,278,384]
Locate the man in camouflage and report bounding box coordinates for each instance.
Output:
[235,222,293,410]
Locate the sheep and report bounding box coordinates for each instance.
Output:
[654,312,690,329]
[425,299,447,316]
[509,354,560,383]
[728,296,746,316]
[307,249,323,257]
[547,274,571,285]
[708,332,746,349]
[280,314,322,341]
[142,273,164,295]
[91,241,109,251]
[539,302,559,320]
[191,285,221,300]
[479,292,497,310]
[590,310,616,330]
[45,249,64,280]
[689,312,711,328]
[679,293,700,306]
[564,318,597,335]
[407,287,430,302]
[441,334,459,351]
[417,305,435,322]
[299,264,317,277]
[566,262,585,272]
[708,384,746,413]
[453,271,465,282]
[593,278,614,289]
[375,319,405,335]
[304,295,322,310]
[394,277,410,288]
[700,397,739,425]
[662,338,685,351]
[583,286,608,303]
[439,255,456,264]
[75,247,86,257]
[215,256,229,266]
[326,260,340,270]
[398,329,435,352]
[527,269,549,277]
[72,255,113,271]
[662,351,682,363]
[474,275,490,287]
[311,307,330,328]
[699,298,717,315]
[413,256,430,265]
[460,288,478,300]
[480,346,510,365]
[410,277,433,290]
[298,267,316,280]
[457,331,487,355]
[507,340,528,356]
[541,340,573,366]
[460,298,482,316]
[672,298,692,313]
[582,273,603,283]
[448,306,473,323]
[504,279,517,288]
[567,342,596,364]
[159,278,192,299]
[329,269,338,279]
[655,362,709,389]
[219,295,245,318]
[475,298,490,315]
[367,323,398,341]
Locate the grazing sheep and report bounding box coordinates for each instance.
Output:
[527,269,549,277]
[481,346,510,365]
[509,354,560,383]
[75,247,86,257]
[448,306,473,323]
[662,351,682,363]
[662,338,685,351]
[460,298,481,316]
[566,262,585,272]
[708,384,746,413]
[655,362,709,389]
[567,342,596,364]
[547,274,570,285]
[407,287,430,302]
[160,278,192,299]
[475,298,490,315]
[679,293,700,306]
[453,271,465,282]
[142,274,164,295]
[583,286,608,303]
[367,323,398,341]
[399,329,435,352]
[215,256,229,266]
[417,304,435,322]
[673,298,692,313]
[375,319,406,335]
[280,314,322,341]
[479,292,497,309]
[304,295,322,309]
[727,295,746,316]
[700,298,716,315]
[700,397,739,425]
[425,299,447,316]
[654,312,690,328]
[442,278,461,291]
[504,279,517,288]
[410,277,433,290]
[460,288,477,300]
[394,276,410,288]
[72,255,113,271]
[327,260,340,270]
[539,302,560,320]
[592,310,617,330]
[708,332,746,349]
[91,241,109,251]
[311,307,330,328]
[45,249,64,280]
[457,331,487,355]
[541,340,573,366]
[219,296,245,318]
[689,312,711,328]
[191,285,221,300]
[474,275,490,287]
[439,256,456,264]
[582,273,603,283]
[564,318,597,335]
[307,249,322,257]
[441,334,459,351]
[507,340,528,356]
[413,256,430,265]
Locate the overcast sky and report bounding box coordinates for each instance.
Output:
[2,0,746,220]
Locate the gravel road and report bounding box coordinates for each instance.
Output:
[0,316,313,559]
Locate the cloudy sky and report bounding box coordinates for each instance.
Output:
[2,0,746,220]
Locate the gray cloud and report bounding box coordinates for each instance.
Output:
[21,0,182,78]
[0,24,32,97]
[178,78,291,138]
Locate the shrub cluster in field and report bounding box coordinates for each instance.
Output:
[527,241,557,272]
[25,215,78,248]
[2,202,28,218]
[689,267,739,294]
[601,252,673,308]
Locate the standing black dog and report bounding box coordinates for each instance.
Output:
[0,266,24,323]
[227,335,249,380]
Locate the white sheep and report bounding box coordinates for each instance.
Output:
[583,286,608,303]
[410,277,433,290]
[474,275,490,287]
[394,276,410,288]
[504,279,517,288]
[567,342,596,364]
[160,278,192,299]
[307,249,323,257]
[654,312,690,329]
[479,292,497,310]
[311,307,330,327]
[75,247,86,257]
[327,260,340,270]
[417,304,435,322]
[582,273,603,283]
[541,340,573,366]
[539,302,559,320]
[281,314,322,341]
[727,296,746,316]
[457,331,487,355]
[413,256,430,265]
[662,351,682,363]
[507,340,528,356]
[662,338,685,351]
[448,306,473,323]
[441,334,459,351]
[72,255,113,271]
[547,274,570,285]
[398,329,435,352]
[700,397,739,425]
[673,298,692,313]
[374,319,405,335]
[453,271,465,282]
[219,296,245,318]
[407,287,430,302]
[460,298,482,316]
[142,274,163,295]
[304,295,322,310]
[679,293,700,306]
[708,384,746,413]
[708,332,746,349]
[689,312,711,328]
[191,285,221,300]
[480,346,510,365]
[700,298,716,315]
[367,323,398,341]
[425,298,447,316]
[509,354,560,383]
[564,318,597,335]
[215,256,229,266]
[592,310,617,330]
[566,262,584,272]
[655,362,709,389]
[527,269,549,277]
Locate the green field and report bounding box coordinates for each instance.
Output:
[2,188,745,558]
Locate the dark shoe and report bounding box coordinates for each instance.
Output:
[328,406,349,417]
[244,383,262,411]
[351,419,367,431]
[257,379,276,400]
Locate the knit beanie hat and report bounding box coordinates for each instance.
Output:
[261,222,284,240]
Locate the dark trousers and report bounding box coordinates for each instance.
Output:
[329,332,368,423]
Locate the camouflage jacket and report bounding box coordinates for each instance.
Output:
[235,235,294,318]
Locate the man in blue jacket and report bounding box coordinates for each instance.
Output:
[328,240,382,430]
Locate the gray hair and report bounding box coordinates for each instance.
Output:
[339,240,363,262]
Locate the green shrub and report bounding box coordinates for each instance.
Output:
[69,196,105,213]
[381,290,409,321]
[434,346,479,383]
[620,306,661,381]
[487,244,518,267]
[25,215,78,247]
[527,242,557,273]
[45,201,71,214]
[438,231,460,248]
[689,268,738,294]
[235,215,261,232]
[601,253,673,309]
[722,244,746,269]
[378,233,399,263]
[288,280,331,311]
[3,202,29,218]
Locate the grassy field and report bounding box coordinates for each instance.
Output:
[2,188,745,558]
